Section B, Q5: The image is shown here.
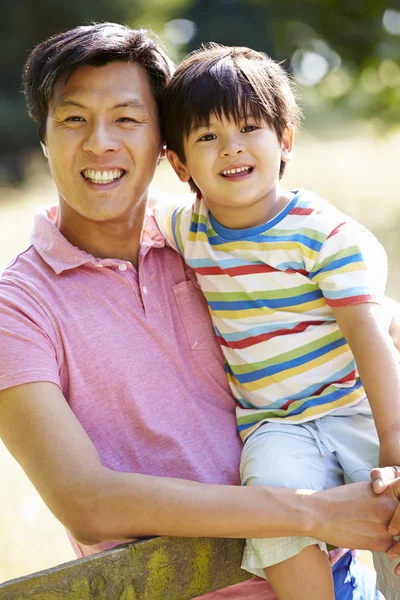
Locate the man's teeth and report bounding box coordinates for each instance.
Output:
[222,166,251,176]
[82,169,124,184]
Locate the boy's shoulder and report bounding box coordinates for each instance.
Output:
[291,189,369,236]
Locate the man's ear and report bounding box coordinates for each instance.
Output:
[41,142,49,159]
[167,150,191,182]
[280,125,294,163]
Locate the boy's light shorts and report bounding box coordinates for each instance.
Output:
[239,401,400,600]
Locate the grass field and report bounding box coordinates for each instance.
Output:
[1,128,399,583]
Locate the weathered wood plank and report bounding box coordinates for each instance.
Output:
[0,537,252,599]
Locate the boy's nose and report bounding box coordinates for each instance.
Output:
[82,123,120,155]
[219,133,246,157]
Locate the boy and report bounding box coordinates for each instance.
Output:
[155,44,400,599]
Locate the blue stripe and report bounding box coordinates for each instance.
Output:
[189,220,208,234]
[231,337,347,384]
[215,320,311,341]
[237,379,363,431]
[208,289,323,311]
[209,193,300,240]
[171,208,182,254]
[186,257,264,269]
[262,361,357,406]
[323,287,370,299]
[276,261,307,272]
[310,253,364,280]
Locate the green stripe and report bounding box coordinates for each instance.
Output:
[312,245,360,272]
[204,283,317,302]
[230,329,343,374]
[263,227,326,243]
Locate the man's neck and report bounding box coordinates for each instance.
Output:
[56,203,147,268]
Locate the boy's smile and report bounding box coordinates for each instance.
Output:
[168,115,293,230]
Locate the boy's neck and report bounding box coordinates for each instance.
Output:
[206,186,293,231]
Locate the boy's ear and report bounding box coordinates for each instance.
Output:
[40,142,49,159]
[280,125,294,163]
[167,150,191,182]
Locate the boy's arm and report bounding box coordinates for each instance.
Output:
[386,296,400,352]
[152,194,194,254]
[1,380,400,552]
[333,301,400,468]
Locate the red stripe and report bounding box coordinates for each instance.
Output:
[195,264,278,277]
[290,207,314,215]
[195,265,309,277]
[217,320,324,349]
[327,222,347,239]
[312,369,357,396]
[326,295,374,307]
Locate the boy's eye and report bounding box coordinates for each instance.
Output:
[198,133,216,142]
[241,124,258,133]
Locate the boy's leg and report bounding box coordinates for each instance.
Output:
[240,422,343,599]
[318,406,400,599]
[264,543,334,600]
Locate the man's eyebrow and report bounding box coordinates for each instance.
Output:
[113,100,148,110]
[53,99,87,111]
[53,99,148,111]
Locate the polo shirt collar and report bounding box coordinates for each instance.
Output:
[31,206,165,275]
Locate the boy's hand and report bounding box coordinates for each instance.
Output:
[371,466,400,494]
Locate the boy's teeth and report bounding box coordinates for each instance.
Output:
[222,166,251,176]
[82,169,124,184]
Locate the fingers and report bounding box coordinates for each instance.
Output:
[387,538,400,575]
[370,466,400,494]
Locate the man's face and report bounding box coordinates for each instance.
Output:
[43,61,163,223]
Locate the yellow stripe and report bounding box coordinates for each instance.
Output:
[230,344,349,392]
[211,298,326,320]
[315,261,366,282]
[186,235,319,260]
[237,388,366,441]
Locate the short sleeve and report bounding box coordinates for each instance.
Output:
[0,279,61,391]
[153,194,195,256]
[310,225,387,307]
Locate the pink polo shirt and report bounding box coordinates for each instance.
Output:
[0,207,277,598]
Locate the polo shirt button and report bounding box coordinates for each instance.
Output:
[142,286,148,295]
[118,263,127,272]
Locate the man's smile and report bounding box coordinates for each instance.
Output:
[81,168,126,185]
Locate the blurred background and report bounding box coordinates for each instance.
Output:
[1,0,399,584]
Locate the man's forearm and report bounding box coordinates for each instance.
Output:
[77,467,314,544]
[76,466,397,555]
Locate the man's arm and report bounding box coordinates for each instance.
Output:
[1,381,399,552]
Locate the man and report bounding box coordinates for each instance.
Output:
[1,23,400,599]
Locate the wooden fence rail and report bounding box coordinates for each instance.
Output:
[0,537,252,599]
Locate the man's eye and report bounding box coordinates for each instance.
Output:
[198,133,216,142]
[241,125,257,133]
[65,116,85,122]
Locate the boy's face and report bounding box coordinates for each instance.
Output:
[168,114,293,229]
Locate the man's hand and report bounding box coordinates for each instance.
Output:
[312,481,400,554]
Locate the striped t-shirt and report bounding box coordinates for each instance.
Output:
[155,189,387,441]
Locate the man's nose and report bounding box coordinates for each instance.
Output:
[82,122,119,155]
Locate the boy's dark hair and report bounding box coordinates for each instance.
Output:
[163,43,301,194]
[23,22,173,143]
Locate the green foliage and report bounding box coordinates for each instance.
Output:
[1,0,399,182]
